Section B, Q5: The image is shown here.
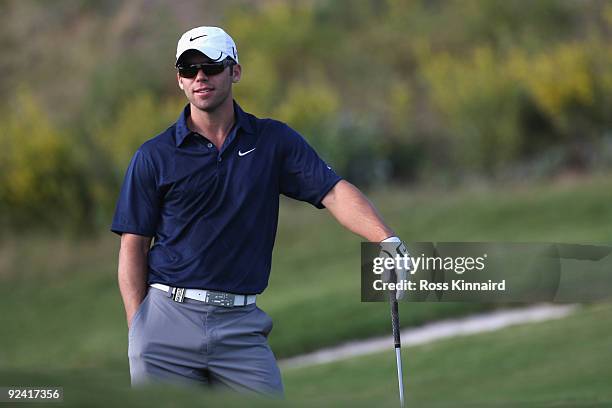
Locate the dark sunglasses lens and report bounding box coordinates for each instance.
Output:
[178,63,227,78]
[178,66,198,78]
[201,64,226,76]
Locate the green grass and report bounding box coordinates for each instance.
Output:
[2,303,610,407]
[281,303,612,407]
[1,176,612,369]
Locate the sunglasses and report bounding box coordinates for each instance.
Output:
[177,60,233,78]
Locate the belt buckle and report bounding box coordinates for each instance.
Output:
[172,287,186,303]
[205,291,234,307]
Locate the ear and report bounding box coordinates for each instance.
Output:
[231,64,242,83]
[177,72,184,90]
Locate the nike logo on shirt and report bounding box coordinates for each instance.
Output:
[238,148,256,157]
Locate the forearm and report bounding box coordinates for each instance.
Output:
[117,234,151,327]
[322,180,394,242]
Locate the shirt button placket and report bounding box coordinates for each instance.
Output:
[217,153,226,177]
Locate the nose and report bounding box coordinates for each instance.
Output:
[194,68,209,81]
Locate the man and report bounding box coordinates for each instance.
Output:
[111,26,407,395]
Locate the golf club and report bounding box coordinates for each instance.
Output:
[390,295,405,407]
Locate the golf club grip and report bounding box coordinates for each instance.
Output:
[390,300,401,348]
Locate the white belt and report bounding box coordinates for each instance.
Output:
[150,283,256,307]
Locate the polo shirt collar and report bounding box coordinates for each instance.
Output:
[174,100,254,147]
[174,104,191,147]
[233,100,254,135]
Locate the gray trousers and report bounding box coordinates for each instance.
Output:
[128,287,284,395]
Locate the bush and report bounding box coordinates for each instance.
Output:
[420,47,526,172]
[0,89,94,233]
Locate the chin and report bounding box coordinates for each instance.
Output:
[191,95,228,113]
[192,100,219,112]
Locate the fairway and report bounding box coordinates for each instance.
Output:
[282,303,612,407]
[1,303,610,406]
[1,177,612,405]
[2,176,612,368]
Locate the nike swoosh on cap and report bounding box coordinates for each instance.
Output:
[189,34,207,41]
[238,148,256,157]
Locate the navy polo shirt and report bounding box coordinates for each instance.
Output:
[111,101,342,294]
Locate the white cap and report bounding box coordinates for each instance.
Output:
[175,26,239,65]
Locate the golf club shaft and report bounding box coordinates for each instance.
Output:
[390,299,405,407]
[396,346,405,407]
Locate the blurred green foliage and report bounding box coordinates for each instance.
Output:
[0,90,94,233]
[1,0,612,233]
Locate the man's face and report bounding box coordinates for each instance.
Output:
[176,51,241,113]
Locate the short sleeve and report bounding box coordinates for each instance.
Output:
[111,149,161,236]
[279,124,342,208]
